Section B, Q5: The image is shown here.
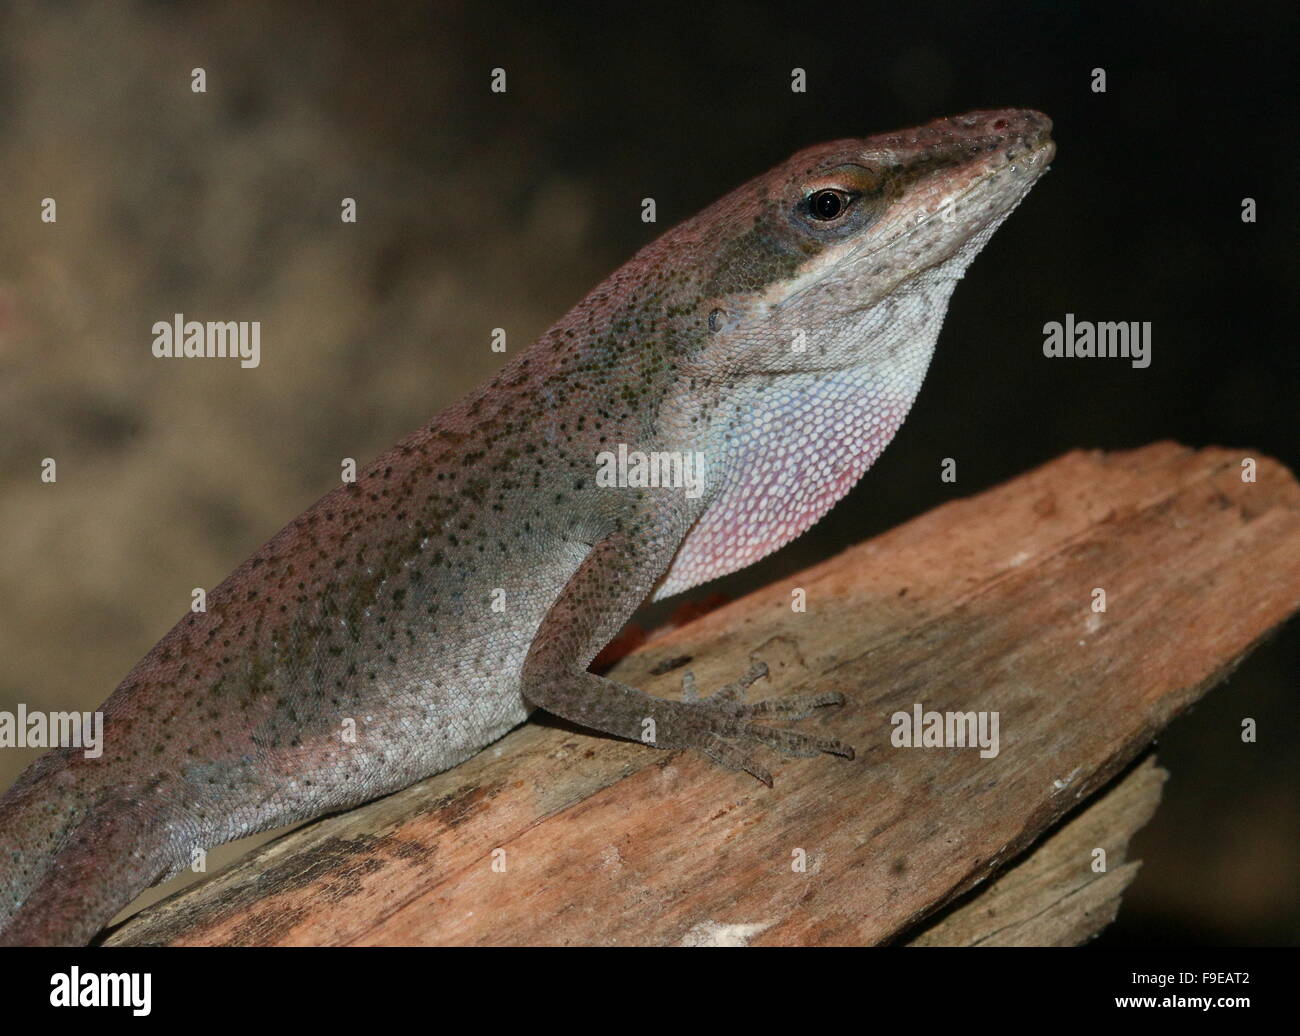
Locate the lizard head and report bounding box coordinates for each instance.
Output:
[684,108,1054,379]
[644,110,1053,597]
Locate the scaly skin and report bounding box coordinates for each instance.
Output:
[0,110,1054,945]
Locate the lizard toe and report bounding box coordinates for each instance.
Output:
[702,734,773,787]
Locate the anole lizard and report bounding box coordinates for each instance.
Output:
[0,109,1054,945]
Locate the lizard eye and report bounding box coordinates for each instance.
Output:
[807,188,852,221]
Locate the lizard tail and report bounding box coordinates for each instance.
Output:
[0,750,180,946]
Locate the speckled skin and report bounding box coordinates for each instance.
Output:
[0,110,1053,945]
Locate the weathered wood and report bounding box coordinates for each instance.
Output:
[903,755,1167,946]
[106,443,1300,946]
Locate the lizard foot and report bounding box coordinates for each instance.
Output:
[674,660,854,786]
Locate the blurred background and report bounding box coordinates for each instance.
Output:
[0,0,1295,942]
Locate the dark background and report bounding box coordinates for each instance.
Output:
[0,0,1295,941]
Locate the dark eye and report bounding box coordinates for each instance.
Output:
[808,189,851,221]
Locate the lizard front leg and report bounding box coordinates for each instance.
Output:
[520,532,854,786]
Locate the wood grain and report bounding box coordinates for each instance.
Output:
[904,755,1167,946]
[105,443,1300,946]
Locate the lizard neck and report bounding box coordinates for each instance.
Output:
[653,266,960,599]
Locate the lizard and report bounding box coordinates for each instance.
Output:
[0,109,1054,945]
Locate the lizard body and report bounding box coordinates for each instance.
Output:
[0,110,1053,945]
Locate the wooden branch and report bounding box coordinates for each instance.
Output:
[105,443,1300,946]
[903,755,1167,946]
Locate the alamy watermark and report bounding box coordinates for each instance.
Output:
[152,313,261,368]
[50,967,150,1016]
[890,702,1000,759]
[595,444,707,500]
[0,705,103,758]
[1042,313,1151,368]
